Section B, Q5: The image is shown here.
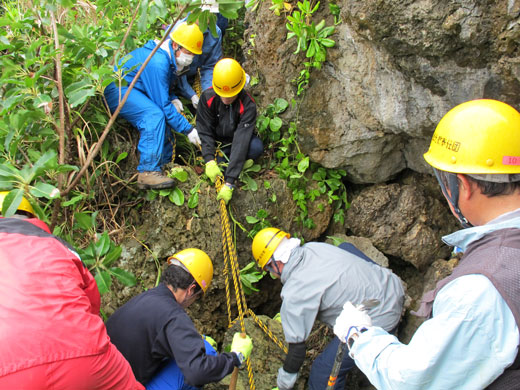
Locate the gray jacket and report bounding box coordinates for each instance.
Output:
[280,242,404,343]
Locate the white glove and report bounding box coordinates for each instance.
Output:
[191,94,199,109]
[187,128,201,147]
[277,367,297,390]
[172,98,184,113]
[333,301,373,343]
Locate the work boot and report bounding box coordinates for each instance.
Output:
[137,171,175,190]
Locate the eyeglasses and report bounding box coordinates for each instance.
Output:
[263,257,279,274]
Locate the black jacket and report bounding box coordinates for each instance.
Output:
[196,88,257,185]
[106,283,238,386]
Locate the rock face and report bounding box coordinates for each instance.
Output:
[105,0,520,387]
[345,179,458,269]
[245,0,520,183]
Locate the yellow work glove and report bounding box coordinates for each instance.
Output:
[216,183,234,204]
[230,332,253,362]
[205,160,222,183]
[273,313,282,323]
[202,335,218,350]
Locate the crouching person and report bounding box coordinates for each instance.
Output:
[251,227,405,390]
[106,248,253,389]
[0,192,143,390]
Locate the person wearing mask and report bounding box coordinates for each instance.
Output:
[251,227,405,390]
[334,99,520,389]
[104,22,203,190]
[106,248,253,389]
[0,192,143,389]
[169,17,223,113]
[197,58,263,204]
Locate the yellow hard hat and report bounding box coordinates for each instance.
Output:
[170,22,203,55]
[212,58,246,98]
[424,99,520,175]
[0,191,35,217]
[167,248,213,293]
[252,227,290,269]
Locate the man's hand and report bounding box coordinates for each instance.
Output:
[333,301,373,344]
[217,183,234,204]
[231,333,253,367]
[191,94,200,109]
[172,98,184,113]
[187,128,201,147]
[205,160,222,183]
[277,367,297,390]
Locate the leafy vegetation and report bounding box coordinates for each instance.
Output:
[285,0,336,95]
[1,0,347,298]
[0,0,243,295]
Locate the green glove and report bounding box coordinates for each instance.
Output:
[202,335,218,350]
[272,388,279,390]
[230,332,253,360]
[216,183,233,204]
[205,160,222,183]
[273,313,281,323]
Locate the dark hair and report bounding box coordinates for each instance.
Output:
[467,176,520,197]
[161,264,201,293]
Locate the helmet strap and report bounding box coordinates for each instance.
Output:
[433,169,472,228]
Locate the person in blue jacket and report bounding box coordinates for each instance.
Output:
[333,99,520,389]
[170,18,223,114]
[104,22,203,190]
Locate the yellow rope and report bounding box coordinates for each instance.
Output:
[248,309,288,354]
[216,165,289,387]
[194,69,202,97]
[217,177,255,389]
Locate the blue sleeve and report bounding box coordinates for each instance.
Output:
[176,75,196,100]
[199,27,223,91]
[351,275,519,389]
[139,52,192,134]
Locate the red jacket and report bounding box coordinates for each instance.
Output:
[0,217,109,376]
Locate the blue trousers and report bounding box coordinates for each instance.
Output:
[104,83,174,172]
[146,340,217,390]
[218,135,264,163]
[308,336,355,390]
[308,242,377,389]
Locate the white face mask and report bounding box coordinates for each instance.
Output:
[176,51,194,68]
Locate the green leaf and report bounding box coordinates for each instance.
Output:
[29,182,60,199]
[246,216,260,224]
[94,269,112,295]
[102,245,122,267]
[115,152,128,163]
[169,188,184,206]
[94,232,111,258]
[109,267,137,286]
[1,188,24,217]
[0,163,19,180]
[61,194,85,207]
[320,38,335,47]
[188,192,199,208]
[269,117,283,132]
[75,212,94,231]
[28,149,57,181]
[274,98,289,113]
[297,157,310,173]
[170,167,188,182]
